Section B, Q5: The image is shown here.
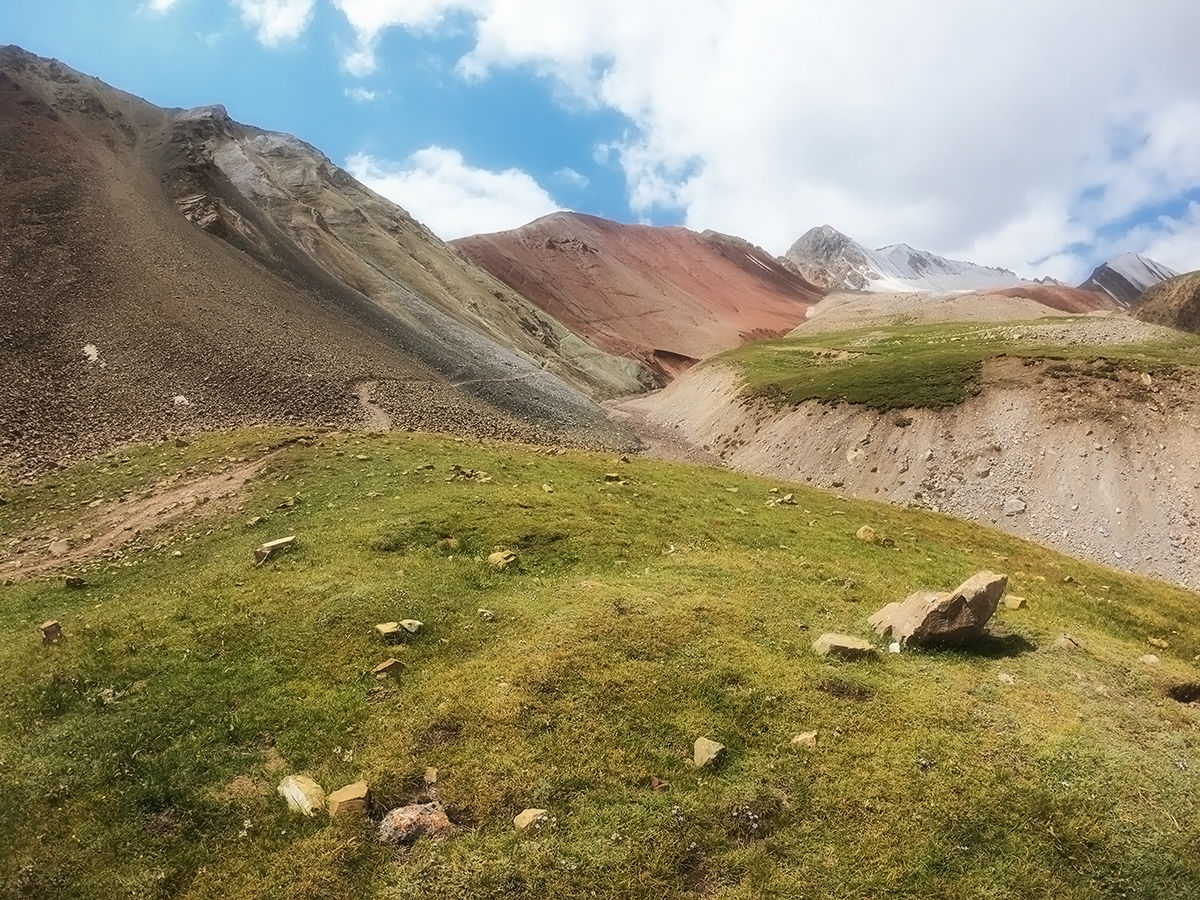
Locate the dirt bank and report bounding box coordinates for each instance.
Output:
[621,362,1200,589]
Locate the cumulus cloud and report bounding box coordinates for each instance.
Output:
[346,147,560,239]
[313,2,1200,277]
[233,0,315,46]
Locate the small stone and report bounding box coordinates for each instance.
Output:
[399,619,423,634]
[40,620,63,644]
[245,516,263,527]
[64,576,87,590]
[514,808,549,832]
[477,608,495,622]
[172,550,183,557]
[856,525,878,543]
[379,802,452,843]
[1002,498,1027,517]
[780,493,796,504]
[424,767,438,785]
[889,641,901,653]
[694,736,726,768]
[998,673,1016,685]
[650,776,669,792]
[175,437,190,448]
[254,535,296,564]
[278,775,326,816]
[48,539,71,557]
[604,473,621,482]
[542,484,554,493]
[791,731,818,748]
[1148,637,1169,649]
[1055,634,1080,651]
[489,549,518,569]
[328,781,369,819]
[1140,654,1161,665]
[812,633,877,660]
[372,658,405,677]
[1005,595,1027,609]
[438,537,461,551]
[376,622,401,638]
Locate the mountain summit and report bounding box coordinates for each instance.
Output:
[782,225,1027,293]
[1078,252,1179,307]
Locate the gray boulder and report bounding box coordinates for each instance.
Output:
[869,571,1007,647]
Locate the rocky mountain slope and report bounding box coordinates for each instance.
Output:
[1079,253,1178,308]
[452,212,824,382]
[1131,270,1200,332]
[0,46,640,475]
[619,318,1200,589]
[782,224,1030,293]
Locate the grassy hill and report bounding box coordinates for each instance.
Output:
[716,319,1200,410]
[2,429,1199,899]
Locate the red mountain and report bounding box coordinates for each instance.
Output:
[453,212,824,382]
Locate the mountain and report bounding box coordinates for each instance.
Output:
[1078,252,1179,307]
[1131,270,1200,333]
[452,212,824,382]
[0,46,639,474]
[782,224,1029,293]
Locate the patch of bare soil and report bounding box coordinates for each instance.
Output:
[1,449,283,581]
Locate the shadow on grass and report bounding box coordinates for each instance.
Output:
[959,632,1037,659]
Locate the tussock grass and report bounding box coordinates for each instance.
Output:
[1,429,1198,898]
[718,320,1200,410]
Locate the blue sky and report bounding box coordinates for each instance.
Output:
[6,1,1200,282]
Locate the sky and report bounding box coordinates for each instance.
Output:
[6,0,1200,282]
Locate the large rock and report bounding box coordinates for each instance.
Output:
[869,571,1007,647]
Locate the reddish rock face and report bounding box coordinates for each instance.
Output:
[453,212,825,382]
[992,285,1117,314]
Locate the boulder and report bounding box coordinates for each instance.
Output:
[379,802,452,843]
[514,808,549,832]
[812,632,877,660]
[869,571,1007,648]
[277,775,326,816]
[693,737,725,768]
[328,781,369,818]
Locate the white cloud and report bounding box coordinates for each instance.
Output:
[233,0,315,46]
[306,2,1200,277]
[344,86,377,103]
[553,167,588,188]
[148,0,183,10]
[346,147,560,239]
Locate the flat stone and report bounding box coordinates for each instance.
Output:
[254,535,296,564]
[604,473,621,482]
[399,619,423,634]
[1002,498,1027,517]
[693,736,726,768]
[328,781,369,818]
[812,632,877,659]
[868,571,1007,648]
[514,808,549,832]
[1004,595,1027,609]
[278,775,326,816]
[489,550,518,569]
[376,622,401,638]
[856,525,878,543]
[379,802,452,843]
[372,658,405,677]
[40,620,63,644]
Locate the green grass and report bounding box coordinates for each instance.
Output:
[716,320,1200,410]
[2,429,1199,898]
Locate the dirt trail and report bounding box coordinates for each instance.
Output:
[354,380,393,432]
[1,450,286,580]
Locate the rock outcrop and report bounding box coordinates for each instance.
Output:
[1132,270,1200,334]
